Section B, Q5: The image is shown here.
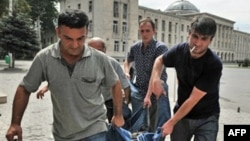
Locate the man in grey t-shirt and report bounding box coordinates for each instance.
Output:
[88,37,131,123]
[37,37,131,123]
[6,9,124,141]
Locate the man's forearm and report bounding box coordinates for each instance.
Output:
[11,86,30,125]
[152,55,164,78]
[123,61,130,74]
[150,55,166,96]
[112,81,123,116]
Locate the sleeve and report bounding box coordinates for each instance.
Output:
[162,45,178,67]
[102,56,119,88]
[196,57,223,93]
[114,63,130,89]
[155,42,168,57]
[127,43,137,62]
[20,55,46,93]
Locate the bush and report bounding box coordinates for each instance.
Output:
[242,58,250,67]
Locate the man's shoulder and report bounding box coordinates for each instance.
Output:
[153,40,168,53]
[89,49,113,67]
[155,40,166,46]
[108,56,118,62]
[176,42,188,47]
[131,41,142,48]
[172,42,189,51]
[206,49,223,67]
[90,47,109,59]
[36,43,57,57]
[108,56,121,67]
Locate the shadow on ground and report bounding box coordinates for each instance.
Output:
[0,67,28,73]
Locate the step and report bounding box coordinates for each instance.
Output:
[0,93,7,104]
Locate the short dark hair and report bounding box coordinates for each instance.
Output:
[58,9,89,28]
[190,16,217,38]
[139,17,156,30]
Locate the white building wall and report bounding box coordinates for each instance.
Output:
[57,0,250,62]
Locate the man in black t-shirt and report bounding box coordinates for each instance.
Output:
[149,16,222,141]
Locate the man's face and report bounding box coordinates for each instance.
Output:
[188,31,213,57]
[56,25,88,56]
[139,22,155,45]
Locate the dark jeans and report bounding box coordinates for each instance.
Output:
[55,132,107,141]
[105,99,132,123]
[81,132,106,141]
[130,83,171,132]
[106,124,131,141]
[105,99,113,123]
[171,114,219,141]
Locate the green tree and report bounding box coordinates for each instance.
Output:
[0,13,40,68]
[0,0,31,17]
[0,0,9,17]
[13,0,31,14]
[27,0,59,31]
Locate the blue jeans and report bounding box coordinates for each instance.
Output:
[129,106,147,132]
[157,94,171,128]
[106,124,131,141]
[130,82,171,132]
[171,114,219,141]
[137,127,165,141]
[80,132,106,141]
[55,132,107,141]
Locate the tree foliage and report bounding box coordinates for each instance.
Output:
[1,0,59,32]
[27,0,59,31]
[0,0,31,17]
[0,0,9,17]
[0,0,59,63]
[13,0,31,14]
[0,13,40,59]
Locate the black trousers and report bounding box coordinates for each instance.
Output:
[105,99,113,123]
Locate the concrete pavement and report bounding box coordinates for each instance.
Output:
[0,60,250,141]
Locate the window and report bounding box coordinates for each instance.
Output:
[122,41,126,52]
[169,22,172,32]
[113,21,118,34]
[114,41,119,52]
[168,34,171,43]
[186,25,189,32]
[138,15,142,23]
[161,33,165,42]
[123,4,127,19]
[113,1,119,18]
[89,1,92,12]
[89,20,93,32]
[175,23,178,33]
[181,24,184,32]
[155,19,158,30]
[78,3,81,9]
[162,20,165,31]
[122,22,127,34]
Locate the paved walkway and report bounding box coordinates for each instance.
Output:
[0,60,250,141]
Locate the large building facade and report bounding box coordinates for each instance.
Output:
[42,0,250,63]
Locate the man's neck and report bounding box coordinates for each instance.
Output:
[60,49,83,65]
